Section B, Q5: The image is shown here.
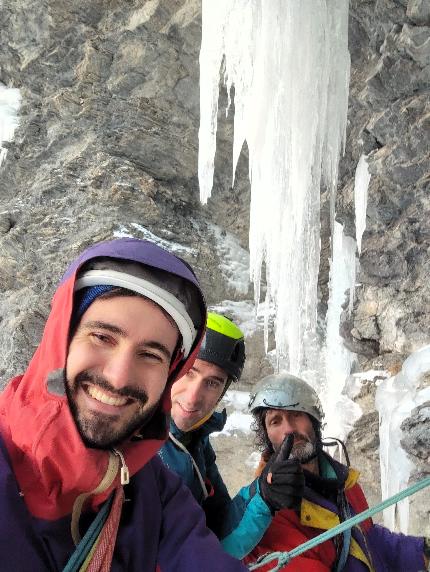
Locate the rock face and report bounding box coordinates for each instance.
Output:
[0,0,429,536]
[401,399,430,534]
[339,0,430,367]
[338,0,430,535]
[0,0,263,385]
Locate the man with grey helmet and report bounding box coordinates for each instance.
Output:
[243,373,428,572]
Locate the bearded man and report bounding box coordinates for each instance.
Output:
[0,237,248,572]
[243,373,429,572]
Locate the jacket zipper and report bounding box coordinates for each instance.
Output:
[113,448,130,485]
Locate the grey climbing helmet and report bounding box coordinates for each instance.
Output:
[248,372,324,423]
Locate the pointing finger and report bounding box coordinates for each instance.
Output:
[275,433,294,462]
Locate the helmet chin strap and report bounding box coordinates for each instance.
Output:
[186,410,214,432]
[180,375,232,432]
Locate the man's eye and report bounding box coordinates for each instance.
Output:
[139,351,163,362]
[91,333,111,344]
[207,379,222,389]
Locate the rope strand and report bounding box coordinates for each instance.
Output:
[248,476,430,571]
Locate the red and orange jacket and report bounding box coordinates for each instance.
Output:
[244,452,425,572]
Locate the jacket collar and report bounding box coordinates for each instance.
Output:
[169,409,227,441]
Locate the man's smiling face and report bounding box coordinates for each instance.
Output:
[65,295,179,448]
[170,359,228,432]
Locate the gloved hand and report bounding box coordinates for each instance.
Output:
[259,434,305,513]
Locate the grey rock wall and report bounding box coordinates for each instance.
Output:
[0,0,429,534]
[0,0,263,384]
[338,0,430,533]
[339,0,430,365]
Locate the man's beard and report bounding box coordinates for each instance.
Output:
[66,370,159,449]
[276,431,319,464]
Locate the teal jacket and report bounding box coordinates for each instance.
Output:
[158,411,272,559]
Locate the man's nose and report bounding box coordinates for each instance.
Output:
[281,416,296,437]
[102,350,135,391]
[183,378,203,406]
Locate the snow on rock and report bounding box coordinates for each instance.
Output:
[375,345,430,533]
[114,223,197,256]
[213,389,253,437]
[216,410,254,437]
[344,369,390,399]
[245,451,261,469]
[208,222,250,295]
[0,84,21,167]
[222,388,251,410]
[209,299,275,338]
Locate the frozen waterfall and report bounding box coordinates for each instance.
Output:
[354,154,371,253]
[375,345,430,533]
[198,0,428,534]
[199,0,350,376]
[0,84,21,167]
[322,221,361,441]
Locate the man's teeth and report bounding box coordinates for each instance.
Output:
[180,404,197,413]
[87,386,128,406]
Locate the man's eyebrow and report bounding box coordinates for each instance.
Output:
[81,321,173,360]
[191,366,226,384]
[207,375,226,384]
[143,341,173,361]
[82,321,126,336]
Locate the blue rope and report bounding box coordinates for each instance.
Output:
[62,494,114,572]
[248,475,430,571]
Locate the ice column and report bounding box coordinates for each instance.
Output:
[375,345,430,533]
[354,154,371,253]
[320,154,371,439]
[323,222,361,440]
[0,84,21,167]
[322,155,371,438]
[199,1,350,374]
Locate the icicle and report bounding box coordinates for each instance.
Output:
[198,1,350,376]
[0,84,21,167]
[322,222,360,440]
[354,154,371,253]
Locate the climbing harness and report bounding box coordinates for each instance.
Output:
[247,475,430,571]
[322,437,350,467]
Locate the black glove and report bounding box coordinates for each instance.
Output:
[259,434,305,513]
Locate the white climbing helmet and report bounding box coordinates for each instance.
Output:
[248,372,324,424]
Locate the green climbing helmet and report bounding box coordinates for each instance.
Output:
[198,312,246,381]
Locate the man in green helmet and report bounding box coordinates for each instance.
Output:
[158,313,301,559]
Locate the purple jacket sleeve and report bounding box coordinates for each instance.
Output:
[367,524,425,572]
[155,459,248,572]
